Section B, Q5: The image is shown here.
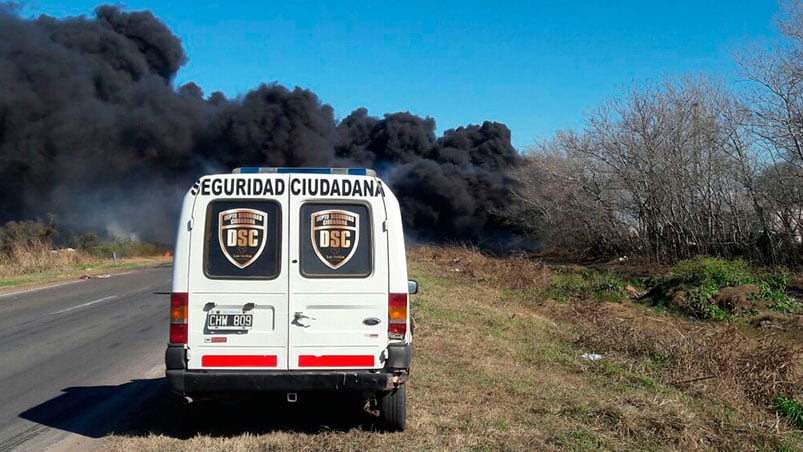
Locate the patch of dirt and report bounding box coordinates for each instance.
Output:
[714,284,763,313]
[624,284,642,299]
[751,311,803,331]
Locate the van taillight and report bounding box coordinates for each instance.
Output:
[388,293,407,338]
[170,292,188,344]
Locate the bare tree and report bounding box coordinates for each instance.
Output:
[512,136,633,256]
[517,78,763,262]
[513,1,803,265]
[741,0,803,263]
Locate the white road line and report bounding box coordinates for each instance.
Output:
[50,295,118,315]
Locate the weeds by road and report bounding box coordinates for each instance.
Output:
[0,242,171,291]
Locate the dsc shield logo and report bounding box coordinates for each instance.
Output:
[218,208,268,269]
[311,209,359,269]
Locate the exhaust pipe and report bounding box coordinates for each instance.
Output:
[286,392,298,403]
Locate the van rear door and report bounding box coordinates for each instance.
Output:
[185,174,290,370]
[286,174,389,370]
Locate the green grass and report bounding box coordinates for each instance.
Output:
[546,269,626,303]
[0,267,96,288]
[673,256,754,287]
[645,256,801,319]
[550,428,609,450]
[774,395,803,429]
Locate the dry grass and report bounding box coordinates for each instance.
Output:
[101,245,803,451]
[0,241,171,290]
[567,302,802,407]
[0,241,96,276]
[412,244,550,290]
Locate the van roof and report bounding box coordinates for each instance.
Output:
[232,167,377,176]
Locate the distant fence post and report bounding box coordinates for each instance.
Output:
[113,251,118,265]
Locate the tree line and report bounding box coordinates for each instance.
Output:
[514,2,803,265]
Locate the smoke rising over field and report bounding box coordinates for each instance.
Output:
[0,5,520,245]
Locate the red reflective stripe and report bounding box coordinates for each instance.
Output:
[298,355,374,367]
[202,355,277,367]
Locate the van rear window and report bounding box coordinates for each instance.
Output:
[300,203,372,277]
[204,200,281,279]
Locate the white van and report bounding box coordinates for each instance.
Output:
[165,167,415,431]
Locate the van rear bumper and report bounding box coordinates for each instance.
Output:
[165,345,409,397]
[166,368,394,396]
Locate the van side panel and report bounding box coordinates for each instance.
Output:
[384,188,409,294]
[382,190,412,343]
[171,191,197,294]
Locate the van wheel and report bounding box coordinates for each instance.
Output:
[378,384,406,431]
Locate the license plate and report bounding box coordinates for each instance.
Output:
[206,310,253,331]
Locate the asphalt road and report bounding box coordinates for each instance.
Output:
[0,266,390,451]
[0,266,172,451]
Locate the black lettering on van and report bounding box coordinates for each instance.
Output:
[199,177,288,197]
[287,177,384,197]
[250,178,262,195]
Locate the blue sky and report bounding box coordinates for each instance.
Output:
[21,1,782,149]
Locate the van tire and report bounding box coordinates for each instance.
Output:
[378,384,406,431]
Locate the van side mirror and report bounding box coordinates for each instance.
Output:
[408,280,418,295]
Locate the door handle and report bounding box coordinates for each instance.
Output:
[292,312,316,327]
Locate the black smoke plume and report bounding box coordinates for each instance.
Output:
[0,5,521,246]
